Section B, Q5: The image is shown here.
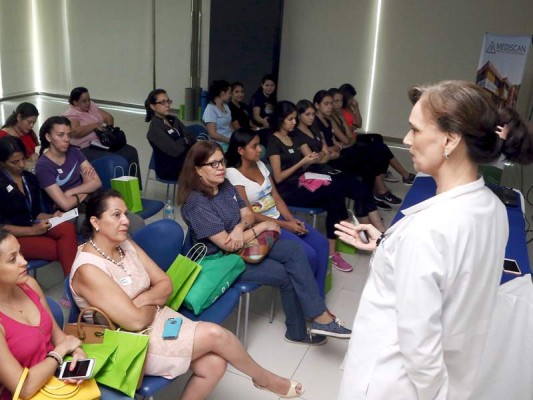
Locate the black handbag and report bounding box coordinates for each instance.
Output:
[95,126,127,151]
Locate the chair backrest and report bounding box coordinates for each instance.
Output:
[131,219,185,272]
[187,124,209,140]
[46,297,64,328]
[64,277,81,323]
[90,154,130,189]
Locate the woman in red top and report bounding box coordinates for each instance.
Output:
[0,103,40,168]
[0,231,130,400]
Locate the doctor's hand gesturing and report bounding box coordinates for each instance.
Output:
[334,221,382,251]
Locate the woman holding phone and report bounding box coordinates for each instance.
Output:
[0,230,130,399]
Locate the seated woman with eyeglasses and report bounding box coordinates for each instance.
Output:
[144,89,196,181]
[64,87,142,185]
[179,141,351,347]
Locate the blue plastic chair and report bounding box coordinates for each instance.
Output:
[46,297,64,328]
[182,230,273,347]
[91,154,164,219]
[143,152,178,202]
[27,259,50,278]
[131,220,242,397]
[187,124,209,141]
[287,206,325,228]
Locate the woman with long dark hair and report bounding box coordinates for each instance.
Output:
[0,136,77,276]
[0,102,40,167]
[225,129,330,297]
[202,80,234,150]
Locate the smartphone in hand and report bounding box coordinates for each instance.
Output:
[58,359,95,380]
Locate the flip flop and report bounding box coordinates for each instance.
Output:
[254,379,305,398]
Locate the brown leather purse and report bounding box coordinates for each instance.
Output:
[63,306,116,344]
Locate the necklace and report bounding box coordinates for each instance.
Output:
[89,239,130,276]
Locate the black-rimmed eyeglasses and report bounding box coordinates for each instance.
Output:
[200,158,226,169]
[154,99,173,105]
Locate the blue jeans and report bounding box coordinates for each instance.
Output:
[238,239,326,340]
[279,221,329,298]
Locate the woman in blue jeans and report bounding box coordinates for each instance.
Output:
[178,141,351,346]
[225,129,329,297]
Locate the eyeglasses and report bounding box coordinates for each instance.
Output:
[200,158,226,169]
[154,99,173,106]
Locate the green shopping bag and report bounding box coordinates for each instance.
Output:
[165,254,202,310]
[111,175,143,213]
[184,252,245,315]
[79,343,119,376]
[95,329,149,397]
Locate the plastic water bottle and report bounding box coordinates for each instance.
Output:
[164,200,175,220]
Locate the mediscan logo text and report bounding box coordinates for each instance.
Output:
[486,41,527,55]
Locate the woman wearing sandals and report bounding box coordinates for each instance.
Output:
[70,189,307,399]
[0,230,130,399]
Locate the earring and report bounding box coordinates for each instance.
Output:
[95,227,100,232]
[444,150,450,159]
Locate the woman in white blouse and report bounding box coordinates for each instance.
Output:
[335,80,533,400]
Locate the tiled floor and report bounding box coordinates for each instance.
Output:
[2,95,531,399]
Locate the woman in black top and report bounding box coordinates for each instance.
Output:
[145,89,196,181]
[268,101,357,272]
[229,82,257,131]
[0,136,77,276]
[292,100,385,231]
[250,74,277,128]
[313,90,403,208]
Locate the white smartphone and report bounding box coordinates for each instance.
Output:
[58,359,95,380]
[348,211,368,244]
[503,258,521,275]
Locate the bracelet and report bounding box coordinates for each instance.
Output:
[46,351,63,366]
[74,194,80,206]
[251,227,258,239]
[241,220,249,228]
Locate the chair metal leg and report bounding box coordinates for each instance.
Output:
[165,184,171,202]
[312,214,317,228]
[236,295,243,339]
[269,288,276,323]
[144,169,151,194]
[243,292,250,348]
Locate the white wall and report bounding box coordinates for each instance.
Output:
[279,0,533,139]
[0,0,207,106]
[0,0,35,97]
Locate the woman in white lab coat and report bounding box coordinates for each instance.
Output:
[335,80,533,400]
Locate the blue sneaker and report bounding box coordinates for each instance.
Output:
[309,318,351,339]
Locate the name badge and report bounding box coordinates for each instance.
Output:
[57,169,63,174]
[119,276,133,286]
[288,149,294,154]
[6,184,13,193]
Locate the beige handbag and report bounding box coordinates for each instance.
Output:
[63,307,116,344]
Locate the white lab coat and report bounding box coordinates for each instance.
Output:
[338,178,508,400]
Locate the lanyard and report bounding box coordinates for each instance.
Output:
[2,170,33,214]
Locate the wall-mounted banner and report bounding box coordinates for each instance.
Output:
[476,33,531,109]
